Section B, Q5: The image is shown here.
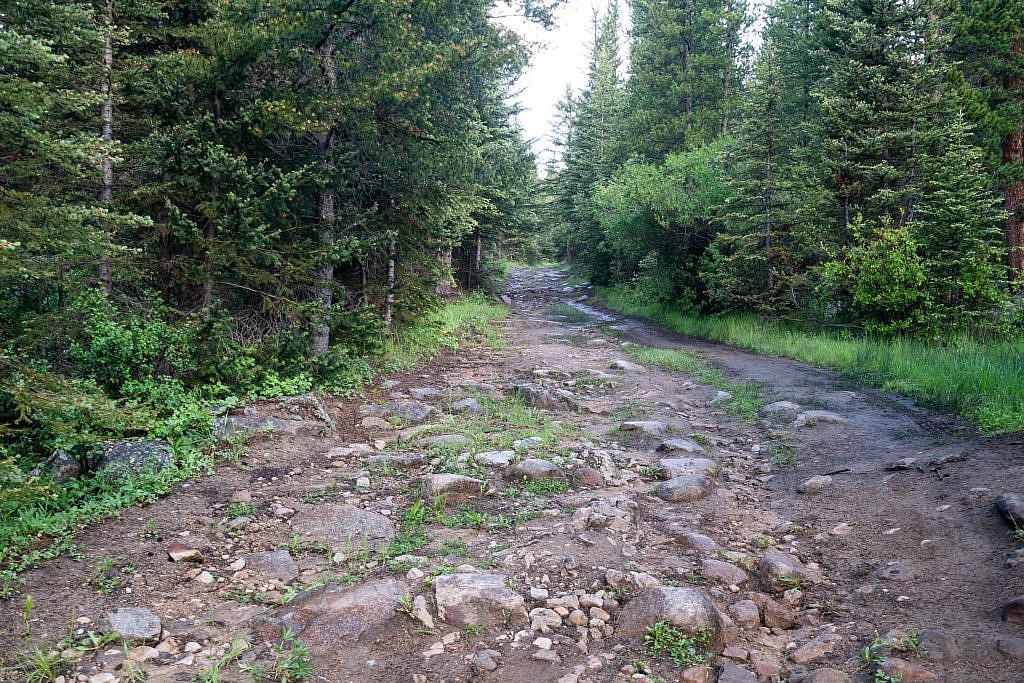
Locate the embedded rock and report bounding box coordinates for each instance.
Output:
[96,439,173,475]
[996,492,1024,527]
[290,504,396,555]
[793,410,846,427]
[423,434,473,449]
[701,559,747,586]
[797,475,833,494]
[418,474,485,502]
[106,607,162,644]
[252,578,408,646]
[505,458,565,482]
[655,475,715,503]
[242,550,299,582]
[620,420,668,436]
[659,457,719,478]
[755,551,814,592]
[615,586,723,641]
[656,438,705,454]
[433,573,527,627]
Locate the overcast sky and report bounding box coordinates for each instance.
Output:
[497,1,629,169]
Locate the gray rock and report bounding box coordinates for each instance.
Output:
[510,384,559,410]
[876,561,912,582]
[659,457,719,478]
[996,492,1024,528]
[106,607,162,644]
[609,359,646,372]
[291,504,396,555]
[243,550,299,582]
[213,416,324,441]
[451,397,483,414]
[44,450,81,482]
[710,390,733,405]
[760,401,801,415]
[252,578,408,646]
[1005,549,1024,569]
[797,475,833,493]
[919,629,959,662]
[620,420,668,436]
[793,410,847,427]
[453,380,498,395]
[409,387,442,400]
[755,551,814,592]
[656,438,705,454]
[673,531,718,552]
[701,559,747,585]
[365,453,426,468]
[433,573,528,627]
[505,458,565,481]
[655,475,715,502]
[532,648,561,664]
[790,633,841,663]
[471,650,499,671]
[422,434,473,449]
[418,473,485,502]
[478,450,515,467]
[997,636,1024,660]
[616,586,724,641]
[717,661,757,683]
[96,439,173,475]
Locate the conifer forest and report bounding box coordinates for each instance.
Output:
[1,1,1023,681]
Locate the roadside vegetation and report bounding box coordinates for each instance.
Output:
[0,294,508,594]
[601,287,1024,434]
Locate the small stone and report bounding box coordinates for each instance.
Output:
[674,531,718,552]
[749,652,782,680]
[575,467,604,487]
[760,401,801,415]
[995,492,1024,527]
[659,457,719,478]
[533,636,553,649]
[530,607,563,632]
[433,573,528,627]
[829,523,852,536]
[880,657,937,681]
[478,450,515,467]
[797,475,833,493]
[568,609,588,626]
[242,550,299,582]
[418,473,485,502]
[106,608,162,644]
[532,648,561,664]
[657,439,705,454]
[589,606,611,622]
[722,646,748,660]
[918,629,959,661]
[89,675,117,683]
[886,457,917,470]
[530,587,550,600]
[755,551,814,592]
[451,398,483,414]
[876,561,912,582]
[470,650,498,671]
[411,595,434,630]
[615,586,724,642]
[609,359,646,372]
[619,420,668,436]
[762,598,796,630]
[167,542,203,563]
[196,571,215,584]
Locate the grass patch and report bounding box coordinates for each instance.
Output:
[545,303,593,324]
[642,620,711,668]
[598,286,1024,434]
[625,345,763,420]
[382,293,508,370]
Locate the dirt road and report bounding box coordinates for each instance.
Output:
[2,266,1022,682]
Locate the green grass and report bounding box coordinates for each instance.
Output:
[382,293,509,370]
[598,286,1024,434]
[625,345,764,420]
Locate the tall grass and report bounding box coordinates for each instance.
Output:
[598,286,1024,435]
[381,293,509,371]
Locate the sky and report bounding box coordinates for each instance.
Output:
[497,1,629,169]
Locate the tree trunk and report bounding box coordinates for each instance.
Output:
[201,97,222,309]
[436,247,454,295]
[1006,37,1024,284]
[384,239,396,331]
[310,43,338,357]
[97,0,114,294]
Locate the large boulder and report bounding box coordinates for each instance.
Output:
[615,586,724,642]
[213,416,324,441]
[290,504,395,555]
[360,401,435,424]
[96,439,173,475]
[252,578,408,646]
[433,573,527,627]
[418,474,486,503]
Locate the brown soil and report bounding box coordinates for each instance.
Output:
[0,266,1021,683]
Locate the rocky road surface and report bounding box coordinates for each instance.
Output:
[1,266,1022,683]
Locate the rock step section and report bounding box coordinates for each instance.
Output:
[433,572,527,627]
